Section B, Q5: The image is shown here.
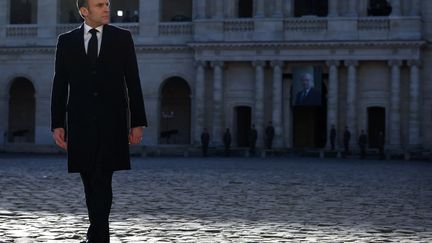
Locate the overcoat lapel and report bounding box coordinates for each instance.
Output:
[71,24,92,66]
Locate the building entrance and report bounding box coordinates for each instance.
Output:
[159,77,191,144]
[368,107,385,148]
[235,106,251,147]
[293,107,326,148]
[8,77,35,143]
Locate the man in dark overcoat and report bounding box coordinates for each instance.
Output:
[51,0,147,242]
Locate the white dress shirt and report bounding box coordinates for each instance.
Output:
[83,23,103,56]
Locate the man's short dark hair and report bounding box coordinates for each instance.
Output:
[76,0,88,10]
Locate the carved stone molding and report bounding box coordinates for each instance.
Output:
[252,60,266,68]
[407,59,421,67]
[270,60,284,68]
[388,59,403,67]
[326,60,340,67]
[344,60,359,67]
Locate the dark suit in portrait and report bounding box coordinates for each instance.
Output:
[51,1,147,241]
[295,87,321,106]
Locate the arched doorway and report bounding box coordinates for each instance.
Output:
[367,107,385,148]
[8,77,36,143]
[159,77,191,144]
[234,106,251,147]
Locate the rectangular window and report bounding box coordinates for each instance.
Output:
[10,0,37,24]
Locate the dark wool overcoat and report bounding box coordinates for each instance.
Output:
[51,24,147,173]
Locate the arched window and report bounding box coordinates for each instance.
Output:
[294,0,328,17]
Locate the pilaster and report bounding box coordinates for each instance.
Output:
[283,0,293,17]
[255,0,265,18]
[252,60,266,147]
[194,61,207,145]
[410,0,420,16]
[139,0,159,37]
[210,61,225,145]
[0,96,7,144]
[37,0,57,38]
[346,0,358,17]
[194,0,207,19]
[271,60,284,148]
[213,0,224,19]
[0,0,7,38]
[388,60,402,149]
[326,60,340,149]
[273,0,283,18]
[328,0,339,17]
[345,60,359,143]
[407,59,421,148]
[390,0,401,16]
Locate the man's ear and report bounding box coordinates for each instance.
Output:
[79,7,88,17]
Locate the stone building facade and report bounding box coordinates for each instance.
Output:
[0,0,431,153]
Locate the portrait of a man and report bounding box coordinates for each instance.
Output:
[294,72,321,106]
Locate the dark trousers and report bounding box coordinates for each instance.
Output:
[80,170,113,243]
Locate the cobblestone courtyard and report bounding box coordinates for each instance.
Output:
[0,155,431,242]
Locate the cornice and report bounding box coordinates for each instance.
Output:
[0,40,425,55]
[0,46,54,55]
[188,40,426,50]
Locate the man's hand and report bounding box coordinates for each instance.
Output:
[129,126,143,145]
[53,128,67,150]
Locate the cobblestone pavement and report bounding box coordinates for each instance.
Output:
[0,155,431,242]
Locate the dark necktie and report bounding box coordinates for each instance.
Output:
[88,28,98,64]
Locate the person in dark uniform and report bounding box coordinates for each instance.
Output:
[358,129,367,159]
[265,121,275,150]
[330,124,336,151]
[249,124,258,156]
[223,128,231,157]
[201,128,210,157]
[51,0,147,242]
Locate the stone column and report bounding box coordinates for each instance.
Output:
[347,0,358,17]
[283,0,293,17]
[194,0,207,19]
[211,61,224,145]
[224,0,237,18]
[0,95,7,144]
[390,0,401,16]
[345,60,359,143]
[194,61,206,144]
[35,95,52,144]
[38,0,57,38]
[328,0,339,17]
[326,60,340,149]
[139,0,159,37]
[271,61,284,148]
[214,0,224,19]
[388,60,402,149]
[273,0,283,17]
[0,0,7,37]
[253,61,266,147]
[408,60,421,147]
[410,0,420,16]
[255,0,265,17]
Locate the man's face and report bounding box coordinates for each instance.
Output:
[81,0,110,28]
[301,76,311,90]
